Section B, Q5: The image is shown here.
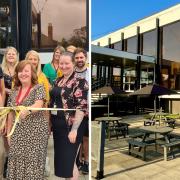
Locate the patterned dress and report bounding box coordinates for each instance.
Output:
[7,84,49,180]
[50,72,88,178]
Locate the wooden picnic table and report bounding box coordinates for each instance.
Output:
[128,126,173,160]
[140,126,173,154]
[140,126,172,135]
[148,112,169,125]
[95,117,129,140]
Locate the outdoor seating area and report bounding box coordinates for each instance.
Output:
[92,114,180,179]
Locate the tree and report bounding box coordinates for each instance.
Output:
[68,26,86,48]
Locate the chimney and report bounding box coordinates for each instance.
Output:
[48,23,53,40]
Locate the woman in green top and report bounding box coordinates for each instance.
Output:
[43,46,65,86]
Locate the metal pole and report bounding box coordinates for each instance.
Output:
[96,121,105,179]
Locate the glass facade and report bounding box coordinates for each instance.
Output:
[140,62,154,87]
[123,67,136,91]
[0,0,12,48]
[162,21,180,89]
[113,41,122,51]
[143,30,156,57]
[127,36,137,53]
[31,0,87,50]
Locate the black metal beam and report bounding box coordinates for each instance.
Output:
[121,32,125,51]
[10,0,19,49]
[108,37,111,48]
[137,26,141,54]
[18,0,32,60]
[37,13,41,49]
[136,26,141,90]
[155,18,162,85]
[136,56,141,90]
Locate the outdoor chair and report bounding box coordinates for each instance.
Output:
[165,118,176,129]
[106,122,129,140]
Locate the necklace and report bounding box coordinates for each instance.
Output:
[16,85,32,105]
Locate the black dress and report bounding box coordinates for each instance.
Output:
[3,73,13,105]
[3,73,12,90]
[50,86,85,178]
[0,67,3,79]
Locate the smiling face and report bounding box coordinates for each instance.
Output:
[59,55,74,76]
[53,49,61,61]
[18,64,32,85]
[74,52,86,69]
[27,54,39,69]
[6,49,17,64]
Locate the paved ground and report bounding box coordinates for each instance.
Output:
[47,136,89,180]
[92,115,180,180]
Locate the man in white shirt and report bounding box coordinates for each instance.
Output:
[74,48,89,174]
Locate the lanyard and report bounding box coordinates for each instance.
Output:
[16,86,32,105]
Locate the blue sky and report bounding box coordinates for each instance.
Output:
[92,0,180,40]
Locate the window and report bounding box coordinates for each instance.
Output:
[32,0,87,50]
[143,30,156,57]
[127,36,137,53]
[161,21,180,90]
[114,41,122,51]
[163,21,180,62]
[0,0,12,48]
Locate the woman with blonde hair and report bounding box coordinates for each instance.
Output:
[1,47,18,178]
[25,50,50,104]
[43,45,65,86]
[1,47,19,97]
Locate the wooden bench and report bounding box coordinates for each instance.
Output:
[129,133,145,139]
[107,122,129,140]
[161,140,180,161]
[128,139,155,160]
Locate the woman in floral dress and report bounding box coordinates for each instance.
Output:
[6,60,49,180]
[50,52,88,179]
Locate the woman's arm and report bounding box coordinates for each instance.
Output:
[7,111,15,145]
[68,78,88,143]
[19,99,44,119]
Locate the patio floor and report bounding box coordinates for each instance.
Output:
[92,115,180,180]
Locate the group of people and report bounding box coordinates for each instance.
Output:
[0,45,89,180]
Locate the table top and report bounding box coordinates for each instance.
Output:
[149,112,168,116]
[140,126,173,134]
[95,116,122,122]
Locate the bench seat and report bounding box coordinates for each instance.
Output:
[128,139,155,160]
[161,140,180,161]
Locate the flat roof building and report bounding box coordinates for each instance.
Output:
[92,4,180,91]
